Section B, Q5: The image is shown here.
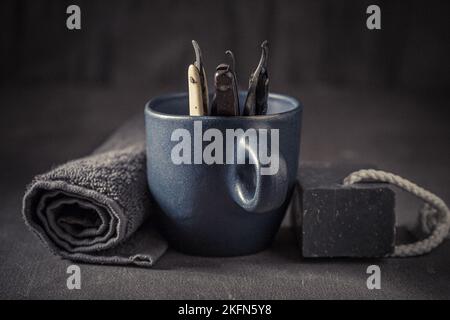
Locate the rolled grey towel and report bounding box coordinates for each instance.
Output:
[22,116,168,267]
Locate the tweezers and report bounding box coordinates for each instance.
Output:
[188,40,209,116]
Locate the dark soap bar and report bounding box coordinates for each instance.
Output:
[296,163,396,258]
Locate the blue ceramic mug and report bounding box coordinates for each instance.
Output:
[145,92,302,256]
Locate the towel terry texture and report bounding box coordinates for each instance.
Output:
[22,116,168,267]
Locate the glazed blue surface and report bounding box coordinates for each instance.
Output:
[145,92,302,256]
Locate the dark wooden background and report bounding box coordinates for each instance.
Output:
[1,0,449,92]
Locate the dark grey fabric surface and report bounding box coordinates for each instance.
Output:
[22,117,167,267]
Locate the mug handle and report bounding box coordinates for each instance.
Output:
[227,137,288,213]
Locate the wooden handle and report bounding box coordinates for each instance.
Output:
[188,64,204,116]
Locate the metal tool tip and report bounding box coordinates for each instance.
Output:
[225,50,235,71]
[256,41,268,70]
[192,40,200,53]
[191,40,202,68]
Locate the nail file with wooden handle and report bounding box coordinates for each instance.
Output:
[189,40,209,116]
[188,64,204,116]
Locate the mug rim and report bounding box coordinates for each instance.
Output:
[145,92,302,120]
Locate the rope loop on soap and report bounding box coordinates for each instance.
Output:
[343,169,450,257]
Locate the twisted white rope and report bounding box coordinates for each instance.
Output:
[343,169,450,257]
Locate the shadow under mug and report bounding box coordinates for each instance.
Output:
[145,92,302,256]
